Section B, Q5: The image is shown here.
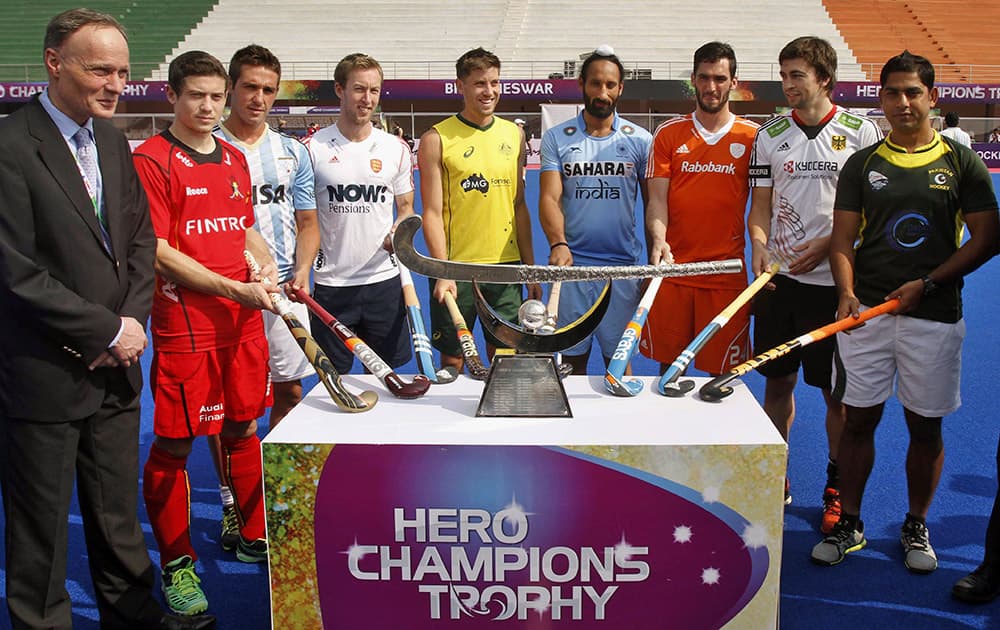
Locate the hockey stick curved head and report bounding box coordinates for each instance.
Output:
[660,379,696,398]
[698,377,736,402]
[433,366,459,384]
[319,374,380,412]
[604,373,643,397]
[384,373,432,399]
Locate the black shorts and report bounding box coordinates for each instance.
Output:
[752,274,838,388]
[310,277,411,374]
[428,279,522,356]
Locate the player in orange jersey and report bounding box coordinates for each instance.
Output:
[639,42,758,375]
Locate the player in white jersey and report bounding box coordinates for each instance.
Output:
[206,45,319,553]
[306,53,414,373]
[747,36,883,534]
[539,46,651,374]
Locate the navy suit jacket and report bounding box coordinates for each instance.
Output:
[0,95,156,421]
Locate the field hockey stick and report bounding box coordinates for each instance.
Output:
[243,251,377,412]
[288,287,431,399]
[539,282,561,334]
[604,277,662,396]
[659,262,780,397]
[699,298,901,402]
[396,261,458,384]
[537,282,574,377]
[443,291,491,380]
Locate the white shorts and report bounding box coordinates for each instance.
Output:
[262,302,314,383]
[832,307,965,417]
[558,278,641,359]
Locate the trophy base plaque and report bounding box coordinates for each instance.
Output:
[476,352,571,418]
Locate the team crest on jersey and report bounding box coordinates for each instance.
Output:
[831,135,847,151]
[564,126,577,136]
[622,125,635,135]
[230,178,245,200]
[868,170,889,191]
[928,167,955,191]
[370,159,383,173]
[499,142,514,156]
[616,142,629,155]
[730,143,746,159]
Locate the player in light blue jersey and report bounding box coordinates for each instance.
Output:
[210,44,318,552]
[539,45,652,374]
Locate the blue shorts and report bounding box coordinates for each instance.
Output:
[558,278,641,359]
[310,277,411,374]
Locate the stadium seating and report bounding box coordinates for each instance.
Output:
[152,0,866,81]
[1,1,995,83]
[823,0,1000,82]
[0,1,217,81]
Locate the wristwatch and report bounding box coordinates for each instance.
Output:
[920,275,938,295]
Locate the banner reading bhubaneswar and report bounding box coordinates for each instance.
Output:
[265,442,776,629]
[5,79,1000,104]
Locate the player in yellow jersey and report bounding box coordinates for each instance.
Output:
[418,47,541,373]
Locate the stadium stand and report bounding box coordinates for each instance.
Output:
[6,1,996,84]
[823,0,1000,82]
[0,1,217,81]
[153,0,866,81]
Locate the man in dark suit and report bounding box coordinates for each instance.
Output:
[0,9,213,629]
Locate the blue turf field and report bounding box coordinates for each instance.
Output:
[1,173,999,629]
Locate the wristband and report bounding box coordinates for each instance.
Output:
[550,242,569,251]
[921,275,938,296]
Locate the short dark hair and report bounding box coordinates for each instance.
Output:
[880,51,935,89]
[168,50,228,95]
[334,53,384,87]
[944,111,960,127]
[580,48,625,83]
[779,36,837,94]
[455,47,500,80]
[693,41,737,78]
[229,44,281,85]
[44,8,127,56]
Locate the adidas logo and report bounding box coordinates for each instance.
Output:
[676,144,690,154]
[329,155,340,163]
[777,142,791,152]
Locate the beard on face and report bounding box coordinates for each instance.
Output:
[585,96,616,119]
[696,90,729,114]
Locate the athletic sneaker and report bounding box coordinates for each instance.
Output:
[821,487,842,534]
[901,516,938,573]
[220,504,239,552]
[811,518,866,566]
[162,555,208,616]
[236,536,268,563]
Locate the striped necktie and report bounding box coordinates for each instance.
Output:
[73,127,111,251]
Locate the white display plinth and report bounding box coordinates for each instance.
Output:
[264,375,786,629]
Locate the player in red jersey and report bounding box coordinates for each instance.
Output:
[133,51,277,616]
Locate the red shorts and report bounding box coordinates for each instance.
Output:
[151,336,271,438]
[639,281,751,375]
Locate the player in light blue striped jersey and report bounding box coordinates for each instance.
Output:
[539,45,652,374]
[213,44,318,552]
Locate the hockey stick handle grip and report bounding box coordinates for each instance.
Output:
[288,286,395,377]
[659,262,779,389]
[700,297,900,400]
